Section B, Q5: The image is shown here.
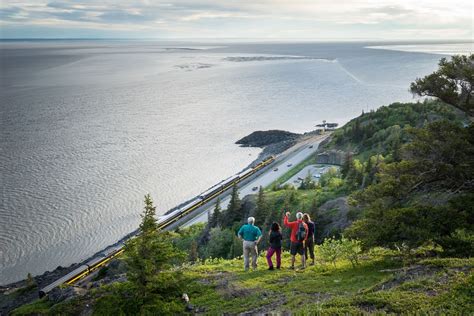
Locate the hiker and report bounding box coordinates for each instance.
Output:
[266,222,283,270]
[237,217,262,271]
[284,211,308,269]
[303,213,315,266]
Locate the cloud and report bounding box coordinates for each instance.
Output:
[0,0,472,39]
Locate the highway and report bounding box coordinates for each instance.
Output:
[181,133,330,227]
[38,132,330,297]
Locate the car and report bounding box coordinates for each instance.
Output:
[287,164,292,167]
[309,145,314,148]
[273,168,279,171]
[252,186,259,191]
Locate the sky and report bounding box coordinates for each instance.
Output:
[0,0,473,40]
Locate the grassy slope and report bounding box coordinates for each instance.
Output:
[12,255,473,315]
[184,254,473,315]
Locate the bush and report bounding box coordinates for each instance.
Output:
[318,237,343,267]
[318,236,362,268]
[339,236,362,268]
[437,229,474,258]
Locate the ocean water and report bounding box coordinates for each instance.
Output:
[0,40,467,284]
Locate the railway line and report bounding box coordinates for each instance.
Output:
[38,156,275,297]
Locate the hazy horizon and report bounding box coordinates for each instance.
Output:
[1,1,472,40]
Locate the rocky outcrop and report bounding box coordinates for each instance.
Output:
[316,150,347,165]
[236,130,300,148]
[316,197,352,240]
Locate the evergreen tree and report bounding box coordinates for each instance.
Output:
[353,118,362,141]
[341,152,353,178]
[140,194,158,233]
[209,198,222,228]
[125,194,184,300]
[392,137,402,162]
[410,54,474,116]
[254,186,268,227]
[362,156,374,187]
[223,184,242,227]
[299,171,316,190]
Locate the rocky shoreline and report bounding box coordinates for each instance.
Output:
[1,128,322,314]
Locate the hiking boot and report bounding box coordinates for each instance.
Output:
[268,266,274,270]
[310,262,315,266]
[276,266,281,270]
[289,266,295,270]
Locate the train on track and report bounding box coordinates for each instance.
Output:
[39,156,275,297]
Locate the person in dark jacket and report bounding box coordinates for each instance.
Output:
[303,213,315,266]
[266,222,283,270]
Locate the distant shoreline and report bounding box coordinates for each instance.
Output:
[365,42,473,56]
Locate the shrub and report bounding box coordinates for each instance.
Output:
[437,229,474,258]
[318,236,363,268]
[318,237,343,267]
[339,236,362,268]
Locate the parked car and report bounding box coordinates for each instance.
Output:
[287,163,293,167]
[273,168,279,171]
[309,145,314,148]
[252,186,259,191]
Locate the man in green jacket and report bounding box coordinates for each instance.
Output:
[238,217,262,271]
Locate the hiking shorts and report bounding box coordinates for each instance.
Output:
[290,241,304,256]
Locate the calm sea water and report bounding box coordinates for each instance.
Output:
[0,40,468,284]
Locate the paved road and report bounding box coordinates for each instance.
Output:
[183,134,330,227]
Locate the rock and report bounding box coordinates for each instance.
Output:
[317,197,352,239]
[316,150,347,165]
[236,130,300,148]
[48,286,86,304]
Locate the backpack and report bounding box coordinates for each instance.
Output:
[296,222,306,241]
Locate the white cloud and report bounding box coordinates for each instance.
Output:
[0,0,472,39]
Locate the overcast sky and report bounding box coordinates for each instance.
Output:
[1,0,472,40]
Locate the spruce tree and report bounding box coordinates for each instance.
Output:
[341,152,353,178]
[210,197,222,228]
[392,137,402,162]
[223,184,242,227]
[254,186,268,227]
[363,156,374,187]
[125,194,184,300]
